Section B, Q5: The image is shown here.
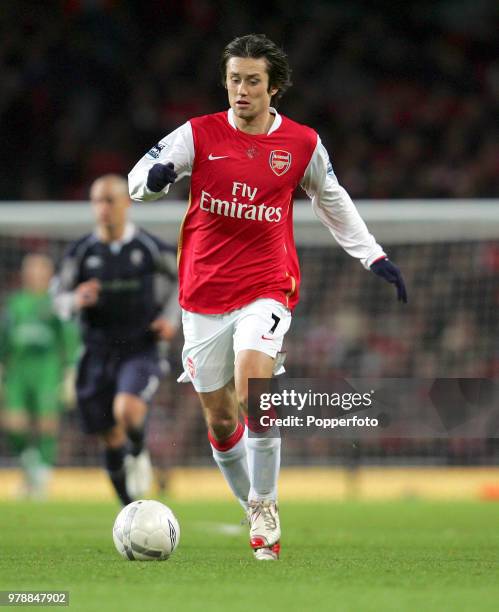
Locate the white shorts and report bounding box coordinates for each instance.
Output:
[177,298,292,393]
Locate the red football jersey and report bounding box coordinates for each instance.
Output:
[129,109,385,314]
[177,111,317,313]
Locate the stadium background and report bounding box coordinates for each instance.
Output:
[1,0,499,500]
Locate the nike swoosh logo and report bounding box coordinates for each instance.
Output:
[208,154,229,160]
[261,335,273,341]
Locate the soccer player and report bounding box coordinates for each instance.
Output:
[128,34,407,559]
[52,174,179,506]
[0,254,78,498]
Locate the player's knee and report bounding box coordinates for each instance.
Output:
[38,418,59,435]
[2,412,29,432]
[113,393,147,428]
[206,415,238,442]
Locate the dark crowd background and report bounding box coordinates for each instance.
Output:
[1,0,498,201]
[1,234,498,467]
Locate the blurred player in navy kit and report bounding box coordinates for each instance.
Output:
[53,174,179,505]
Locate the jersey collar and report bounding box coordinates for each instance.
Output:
[227,107,282,135]
[95,222,136,252]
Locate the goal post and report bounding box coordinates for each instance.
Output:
[1,199,498,243]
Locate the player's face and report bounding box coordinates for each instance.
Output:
[226,57,278,121]
[22,255,53,293]
[90,180,130,230]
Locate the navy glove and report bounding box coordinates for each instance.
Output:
[370,257,408,303]
[146,162,177,192]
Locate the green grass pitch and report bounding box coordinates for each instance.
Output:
[1,499,498,611]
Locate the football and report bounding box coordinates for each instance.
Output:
[113,500,180,561]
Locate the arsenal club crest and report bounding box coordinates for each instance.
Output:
[269,150,292,176]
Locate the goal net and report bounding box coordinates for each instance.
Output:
[0,199,498,466]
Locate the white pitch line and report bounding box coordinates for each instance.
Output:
[193,521,245,536]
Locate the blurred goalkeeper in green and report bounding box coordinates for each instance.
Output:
[0,254,79,498]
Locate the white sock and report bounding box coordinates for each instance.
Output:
[210,424,249,510]
[246,435,281,502]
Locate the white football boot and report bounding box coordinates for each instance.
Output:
[124,450,153,499]
[248,500,281,560]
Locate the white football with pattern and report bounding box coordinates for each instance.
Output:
[113,500,180,561]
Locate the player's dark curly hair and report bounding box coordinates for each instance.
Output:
[220,34,292,104]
